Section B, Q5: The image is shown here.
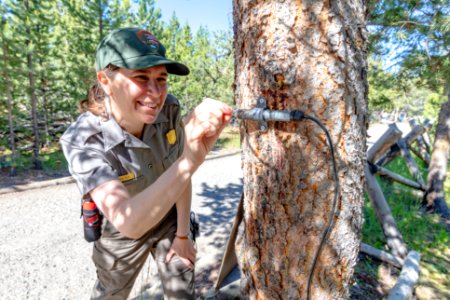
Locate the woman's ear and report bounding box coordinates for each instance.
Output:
[97,71,112,96]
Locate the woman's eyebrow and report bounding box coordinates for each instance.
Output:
[130,70,168,77]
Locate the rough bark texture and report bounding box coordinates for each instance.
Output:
[233,0,368,299]
[422,98,450,219]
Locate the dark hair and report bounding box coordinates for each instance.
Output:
[79,64,120,118]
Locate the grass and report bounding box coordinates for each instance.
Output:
[360,155,450,299]
[213,126,241,150]
[0,142,68,172]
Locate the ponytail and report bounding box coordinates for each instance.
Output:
[79,64,120,119]
[79,82,108,119]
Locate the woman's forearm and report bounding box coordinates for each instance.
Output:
[94,155,197,239]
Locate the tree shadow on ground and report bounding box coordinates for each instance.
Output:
[195,180,243,239]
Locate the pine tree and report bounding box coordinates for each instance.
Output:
[234,0,367,298]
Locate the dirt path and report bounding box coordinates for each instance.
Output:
[0,152,243,299]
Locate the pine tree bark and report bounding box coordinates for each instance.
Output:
[422,97,450,219]
[234,0,368,299]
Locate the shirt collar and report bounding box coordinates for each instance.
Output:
[101,117,126,151]
[102,110,169,151]
[155,108,169,123]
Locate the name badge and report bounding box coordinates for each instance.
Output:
[166,129,177,145]
[118,172,135,182]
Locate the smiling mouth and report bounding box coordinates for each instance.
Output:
[139,102,159,109]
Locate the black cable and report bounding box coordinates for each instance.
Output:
[301,115,340,300]
[236,108,341,299]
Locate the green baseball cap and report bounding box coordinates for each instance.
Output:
[95,27,189,75]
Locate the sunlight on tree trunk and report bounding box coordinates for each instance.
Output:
[234,0,368,298]
[423,97,450,219]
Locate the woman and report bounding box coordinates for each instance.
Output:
[60,27,232,299]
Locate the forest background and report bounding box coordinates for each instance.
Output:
[0,0,448,172]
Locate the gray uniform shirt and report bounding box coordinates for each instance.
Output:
[60,96,192,296]
[60,94,185,198]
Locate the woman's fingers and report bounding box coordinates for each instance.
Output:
[182,98,233,166]
[165,240,197,269]
[179,256,194,269]
[189,103,232,140]
[165,248,176,263]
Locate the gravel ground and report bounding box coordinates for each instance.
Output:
[0,151,243,300]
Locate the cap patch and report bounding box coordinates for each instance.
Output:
[136,30,159,48]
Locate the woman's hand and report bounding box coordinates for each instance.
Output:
[183,98,233,169]
[165,236,197,269]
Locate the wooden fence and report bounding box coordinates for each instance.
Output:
[363,119,432,299]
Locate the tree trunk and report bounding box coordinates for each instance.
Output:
[39,54,51,147]
[422,97,450,219]
[98,0,103,38]
[233,1,368,299]
[25,0,42,170]
[42,86,50,147]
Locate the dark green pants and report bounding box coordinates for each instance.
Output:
[90,208,195,299]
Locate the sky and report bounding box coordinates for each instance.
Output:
[153,0,233,33]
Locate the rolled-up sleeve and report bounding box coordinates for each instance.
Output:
[61,141,118,196]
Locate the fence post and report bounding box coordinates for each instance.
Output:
[367,124,403,163]
[387,251,421,300]
[364,163,408,259]
[397,139,426,190]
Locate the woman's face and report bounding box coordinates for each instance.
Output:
[100,65,168,137]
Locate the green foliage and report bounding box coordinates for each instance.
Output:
[367,0,449,125]
[423,92,447,120]
[368,59,398,112]
[368,58,439,120]
[0,0,234,162]
[368,0,449,91]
